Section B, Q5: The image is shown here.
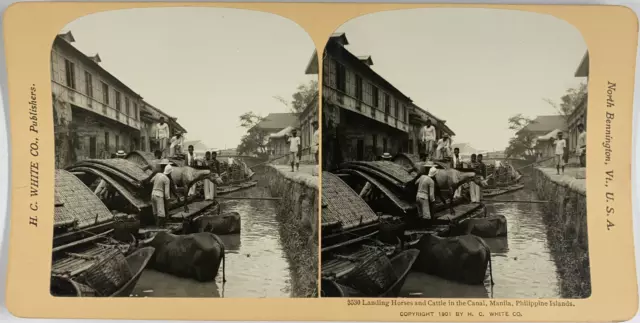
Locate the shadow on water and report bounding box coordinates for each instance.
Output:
[399,189,562,298]
[132,173,292,298]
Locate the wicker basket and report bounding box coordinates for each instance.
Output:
[78,248,133,296]
[338,247,397,296]
[379,216,405,245]
[113,216,140,242]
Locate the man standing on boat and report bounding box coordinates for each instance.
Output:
[150,164,174,228]
[415,166,437,221]
[451,148,463,199]
[155,117,170,158]
[469,154,482,203]
[286,129,301,172]
[553,132,567,175]
[419,119,437,161]
[576,123,586,167]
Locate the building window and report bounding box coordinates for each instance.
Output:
[102,82,109,105]
[394,100,399,118]
[104,132,110,151]
[125,97,130,116]
[383,138,388,153]
[355,75,363,101]
[141,136,146,151]
[133,103,138,120]
[115,135,120,150]
[384,93,390,115]
[64,59,76,89]
[372,86,379,108]
[84,71,93,98]
[372,134,378,156]
[408,139,414,154]
[363,82,372,105]
[115,91,122,112]
[336,63,346,92]
[403,105,407,123]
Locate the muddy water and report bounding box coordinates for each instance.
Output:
[400,189,562,298]
[132,182,293,298]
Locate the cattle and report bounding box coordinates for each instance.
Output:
[143,231,226,283]
[450,214,508,238]
[412,233,494,286]
[184,212,242,235]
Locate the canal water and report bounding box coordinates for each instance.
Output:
[400,188,562,298]
[131,181,293,298]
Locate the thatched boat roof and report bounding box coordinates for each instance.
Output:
[54,170,114,229]
[322,172,378,231]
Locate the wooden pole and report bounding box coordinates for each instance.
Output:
[483,199,549,204]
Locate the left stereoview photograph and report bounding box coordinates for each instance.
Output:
[50,8,319,298]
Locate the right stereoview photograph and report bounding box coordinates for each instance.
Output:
[319,9,590,299]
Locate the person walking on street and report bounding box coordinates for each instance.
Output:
[576,123,587,167]
[287,129,301,172]
[419,119,437,161]
[554,132,567,175]
[155,117,170,158]
[415,166,437,221]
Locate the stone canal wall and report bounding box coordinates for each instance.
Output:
[533,167,591,298]
[264,165,318,297]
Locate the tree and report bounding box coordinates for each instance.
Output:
[236,112,269,157]
[504,114,537,158]
[543,82,587,119]
[273,79,319,115]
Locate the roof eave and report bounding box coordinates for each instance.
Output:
[305,50,319,75]
[575,51,589,77]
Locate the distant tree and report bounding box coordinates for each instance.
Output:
[236,112,269,157]
[543,82,588,119]
[504,114,538,158]
[273,79,319,115]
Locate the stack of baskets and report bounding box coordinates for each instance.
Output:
[378,215,405,246]
[77,247,133,296]
[113,214,140,243]
[338,247,398,296]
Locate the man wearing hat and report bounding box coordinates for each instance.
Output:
[415,166,437,220]
[115,150,126,158]
[381,152,393,160]
[150,164,174,228]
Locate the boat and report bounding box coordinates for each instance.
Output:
[483,183,525,197]
[51,247,155,297]
[379,249,420,297]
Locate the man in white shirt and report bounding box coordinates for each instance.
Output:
[287,129,301,172]
[169,132,185,157]
[419,119,437,161]
[155,117,170,157]
[311,121,319,164]
[554,132,567,175]
[576,123,586,167]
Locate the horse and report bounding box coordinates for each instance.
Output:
[431,168,488,216]
[171,167,224,211]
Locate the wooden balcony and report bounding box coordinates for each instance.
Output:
[323,85,409,133]
[52,81,141,130]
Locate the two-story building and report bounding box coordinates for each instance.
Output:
[567,51,588,153]
[407,103,455,155]
[139,100,187,153]
[306,32,453,169]
[297,92,319,162]
[52,31,185,167]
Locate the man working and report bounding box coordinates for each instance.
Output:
[576,123,586,167]
[554,132,567,175]
[469,154,482,203]
[169,132,185,157]
[287,129,301,172]
[415,166,437,220]
[451,148,463,169]
[203,151,220,201]
[155,117,170,157]
[419,119,437,161]
[150,164,174,228]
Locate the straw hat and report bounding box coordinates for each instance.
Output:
[381,153,392,159]
[115,150,126,157]
[163,164,173,175]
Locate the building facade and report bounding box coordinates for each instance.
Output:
[297,92,319,163]
[139,100,187,153]
[52,31,185,167]
[306,33,453,169]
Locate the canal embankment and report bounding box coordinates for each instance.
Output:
[264,164,319,297]
[533,167,590,298]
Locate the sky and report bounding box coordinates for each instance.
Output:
[64,7,316,150]
[335,8,587,152]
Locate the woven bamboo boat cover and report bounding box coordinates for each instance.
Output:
[71,167,148,211]
[55,170,114,229]
[342,161,415,184]
[79,159,150,182]
[336,169,413,214]
[322,172,378,230]
[125,150,156,168]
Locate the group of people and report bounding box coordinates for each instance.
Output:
[154,116,186,158]
[418,119,453,161]
[551,123,587,175]
[414,151,488,221]
[284,120,319,173]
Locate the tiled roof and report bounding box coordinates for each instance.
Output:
[254,113,298,131]
[518,115,566,134]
